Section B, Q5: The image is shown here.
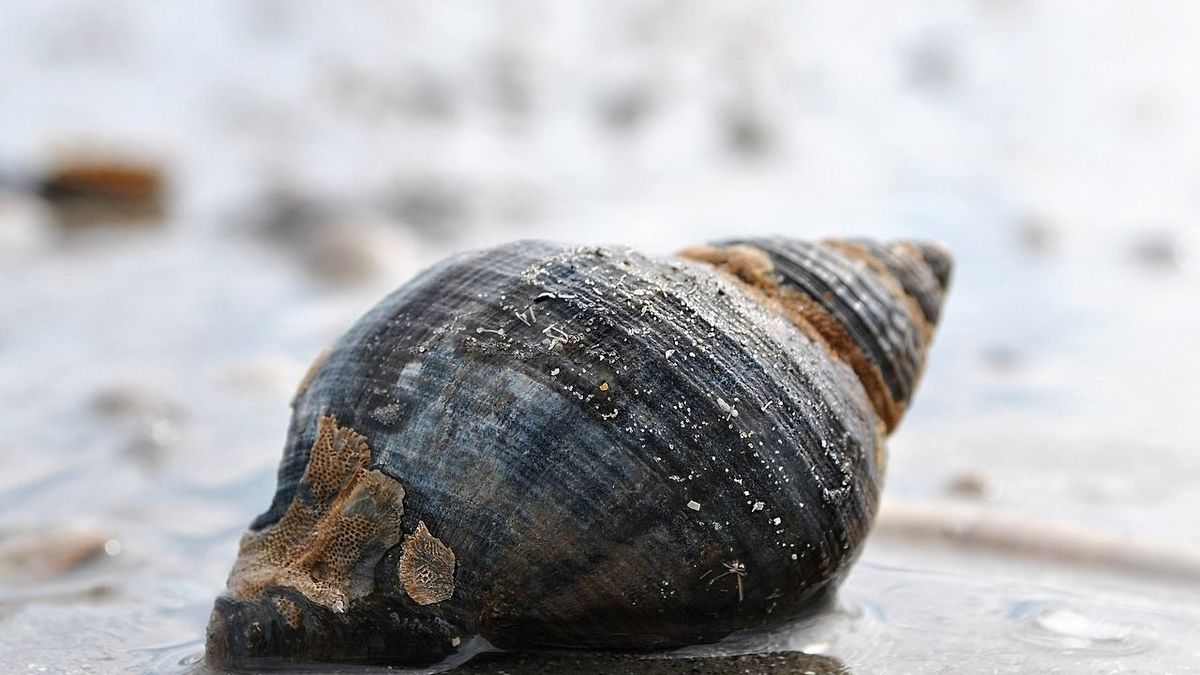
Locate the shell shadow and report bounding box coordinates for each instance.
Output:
[458,650,849,674]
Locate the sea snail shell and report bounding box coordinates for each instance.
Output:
[205,237,951,668]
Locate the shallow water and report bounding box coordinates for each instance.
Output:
[3,2,1200,673]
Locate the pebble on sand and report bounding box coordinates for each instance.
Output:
[0,530,112,583]
[38,158,167,228]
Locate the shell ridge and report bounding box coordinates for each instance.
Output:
[817,242,926,406]
[788,241,923,404]
[824,239,934,345]
[848,238,946,326]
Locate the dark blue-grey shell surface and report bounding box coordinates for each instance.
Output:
[205,238,951,669]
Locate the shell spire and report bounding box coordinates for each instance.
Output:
[679,237,951,433]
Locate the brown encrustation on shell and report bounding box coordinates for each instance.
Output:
[222,416,412,614]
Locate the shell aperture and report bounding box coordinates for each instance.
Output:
[206,238,951,669]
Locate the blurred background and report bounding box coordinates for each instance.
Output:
[1,2,1198,673]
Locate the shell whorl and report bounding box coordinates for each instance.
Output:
[681,238,950,433]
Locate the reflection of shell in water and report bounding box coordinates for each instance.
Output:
[206,237,952,668]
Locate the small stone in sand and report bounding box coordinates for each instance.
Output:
[38,159,166,228]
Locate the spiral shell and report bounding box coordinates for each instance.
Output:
[206,237,951,668]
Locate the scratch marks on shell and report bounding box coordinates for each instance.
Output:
[542,323,572,350]
[514,305,536,326]
[708,560,747,602]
